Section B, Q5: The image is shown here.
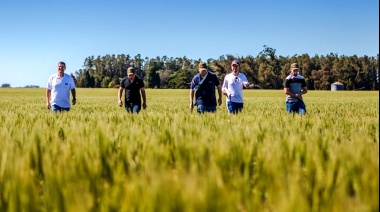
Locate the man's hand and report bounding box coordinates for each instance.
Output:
[118,100,123,107]
[218,98,222,106]
[46,103,51,110]
[143,102,147,109]
[190,103,194,113]
[224,93,231,101]
[72,98,76,105]
[294,93,303,100]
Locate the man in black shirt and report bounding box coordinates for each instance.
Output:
[118,67,147,114]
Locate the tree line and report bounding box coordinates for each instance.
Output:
[72,46,379,90]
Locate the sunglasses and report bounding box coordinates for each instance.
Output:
[234,77,239,83]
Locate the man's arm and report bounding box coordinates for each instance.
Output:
[71,88,76,105]
[221,79,231,100]
[46,89,51,109]
[141,87,147,109]
[301,87,308,95]
[118,87,124,106]
[216,85,222,106]
[190,89,195,111]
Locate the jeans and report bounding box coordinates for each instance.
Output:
[227,101,243,114]
[286,101,306,114]
[125,103,141,114]
[51,104,70,113]
[197,105,217,114]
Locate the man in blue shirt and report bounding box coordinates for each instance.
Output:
[284,63,308,114]
[46,61,76,112]
[189,62,222,113]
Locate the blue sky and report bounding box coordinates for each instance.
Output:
[0,0,378,87]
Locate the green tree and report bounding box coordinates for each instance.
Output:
[144,60,161,88]
[167,68,194,89]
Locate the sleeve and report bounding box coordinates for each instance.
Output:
[120,78,126,88]
[190,76,196,89]
[222,76,229,92]
[46,76,52,90]
[302,79,306,88]
[284,79,290,88]
[213,74,220,86]
[70,76,76,89]
[241,74,248,83]
[139,79,145,88]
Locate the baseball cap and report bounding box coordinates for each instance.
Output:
[290,63,299,71]
[198,62,207,71]
[127,67,135,74]
[231,60,240,66]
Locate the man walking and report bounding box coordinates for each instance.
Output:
[118,67,147,114]
[284,63,308,114]
[190,62,222,113]
[46,61,76,112]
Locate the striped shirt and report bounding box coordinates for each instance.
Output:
[284,74,306,102]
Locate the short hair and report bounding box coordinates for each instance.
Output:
[58,61,66,67]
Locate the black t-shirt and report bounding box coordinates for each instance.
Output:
[120,76,145,104]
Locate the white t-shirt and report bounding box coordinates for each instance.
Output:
[222,72,248,103]
[46,73,76,108]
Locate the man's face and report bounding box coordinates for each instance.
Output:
[291,69,298,76]
[198,69,207,76]
[231,64,239,75]
[128,73,135,80]
[58,63,66,73]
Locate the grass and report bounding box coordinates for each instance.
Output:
[0,88,378,211]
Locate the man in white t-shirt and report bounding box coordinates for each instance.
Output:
[46,61,76,112]
[222,60,250,114]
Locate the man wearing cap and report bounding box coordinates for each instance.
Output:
[284,63,307,114]
[189,62,222,113]
[222,60,250,114]
[118,67,147,114]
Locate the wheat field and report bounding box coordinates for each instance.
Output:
[0,88,378,211]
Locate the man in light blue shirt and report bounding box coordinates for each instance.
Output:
[222,60,250,114]
[46,61,76,112]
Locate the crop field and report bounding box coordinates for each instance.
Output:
[0,88,378,211]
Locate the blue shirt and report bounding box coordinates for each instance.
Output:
[190,71,220,106]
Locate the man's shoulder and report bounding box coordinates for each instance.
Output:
[192,73,201,81]
[238,72,248,79]
[136,76,144,83]
[286,75,305,80]
[207,71,216,76]
[48,73,57,79]
[64,73,74,79]
[224,73,234,79]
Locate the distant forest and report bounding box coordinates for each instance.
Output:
[72,46,379,90]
